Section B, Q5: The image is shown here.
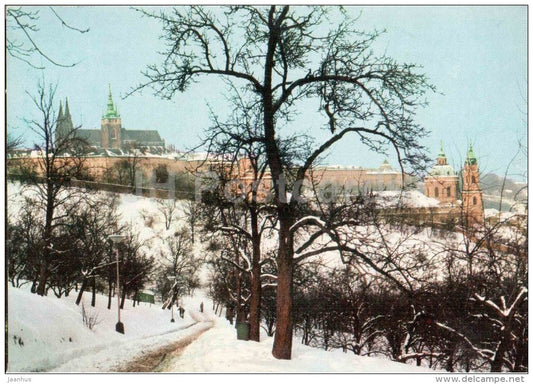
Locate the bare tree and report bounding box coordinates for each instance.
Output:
[135,5,434,359]
[158,228,202,308]
[22,80,89,296]
[156,198,178,230]
[199,90,277,341]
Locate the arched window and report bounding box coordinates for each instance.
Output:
[473,196,477,205]
[471,175,476,183]
[446,186,451,197]
[434,187,439,197]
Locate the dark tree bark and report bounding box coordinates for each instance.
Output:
[75,278,88,306]
[120,285,127,309]
[248,207,262,342]
[91,275,96,307]
[107,278,113,310]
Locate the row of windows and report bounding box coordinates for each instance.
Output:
[434,186,452,198]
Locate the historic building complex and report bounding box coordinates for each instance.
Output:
[56,86,166,151]
[424,142,483,224]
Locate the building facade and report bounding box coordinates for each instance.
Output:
[424,144,459,205]
[424,142,484,224]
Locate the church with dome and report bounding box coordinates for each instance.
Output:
[424,142,484,224]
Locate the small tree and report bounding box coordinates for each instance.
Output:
[158,228,202,307]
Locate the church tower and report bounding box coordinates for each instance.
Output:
[424,142,459,205]
[56,98,74,144]
[101,85,122,149]
[461,142,483,225]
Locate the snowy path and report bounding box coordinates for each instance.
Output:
[50,310,215,372]
[116,321,214,372]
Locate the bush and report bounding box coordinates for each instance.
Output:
[81,303,101,330]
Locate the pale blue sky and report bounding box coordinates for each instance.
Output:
[6,5,527,180]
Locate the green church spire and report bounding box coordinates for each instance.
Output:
[438,140,446,158]
[104,84,120,119]
[465,140,477,165]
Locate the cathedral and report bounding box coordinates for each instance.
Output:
[424,142,484,224]
[56,86,165,151]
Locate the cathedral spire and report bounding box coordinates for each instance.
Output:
[104,84,120,119]
[65,97,70,118]
[58,100,64,121]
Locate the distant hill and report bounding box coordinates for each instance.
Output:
[480,173,527,212]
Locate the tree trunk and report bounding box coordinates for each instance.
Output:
[120,285,127,309]
[491,330,511,372]
[76,278,88,305]
[36,258,48,296]
[272,217,294,360]
[107,278,112,310]
[91,276,96,307]
[248,207,262,342]
[264,7,293,359]
[37,182,55,296]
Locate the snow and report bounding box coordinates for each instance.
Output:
[6,181,522,375]
[374,190,440,208]
[167,317,433,373]
[7,284,432,373]
[7,284,202,372]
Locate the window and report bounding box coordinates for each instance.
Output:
[471,175,476,183]
[434,187,439,197]
[473,196,477,205]
[446,186,451,197]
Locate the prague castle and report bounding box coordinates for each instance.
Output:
[56,85,165,152]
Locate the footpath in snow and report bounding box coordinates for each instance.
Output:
[7,285,212,372]
[8,284,433,373]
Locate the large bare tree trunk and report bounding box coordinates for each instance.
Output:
[272,217,293,360]
[248,208,262,342]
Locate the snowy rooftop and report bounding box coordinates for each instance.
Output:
[373,190,441,208]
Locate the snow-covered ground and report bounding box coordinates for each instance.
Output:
[7,284,432,373]
[7,284,210,372]
[169,316,433,373]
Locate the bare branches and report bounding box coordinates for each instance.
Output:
[7,7,87,68]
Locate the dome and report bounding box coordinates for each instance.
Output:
[429,164,456,177]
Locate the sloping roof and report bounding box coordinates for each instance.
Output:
[122,129,163,143]
[76,129,101,146]
[429,164,457,177]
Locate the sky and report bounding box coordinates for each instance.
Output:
[6,5,527,180]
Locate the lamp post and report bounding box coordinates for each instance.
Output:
[109,234,126,334]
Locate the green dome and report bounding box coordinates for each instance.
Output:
[429,164,456,177]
